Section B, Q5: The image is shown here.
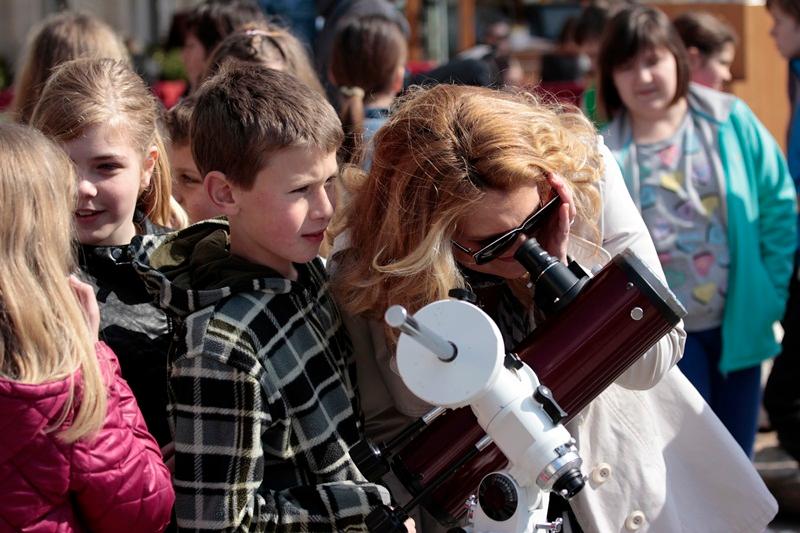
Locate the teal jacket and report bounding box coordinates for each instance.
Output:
[603,83,797,372]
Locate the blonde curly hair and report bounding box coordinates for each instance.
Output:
[331,84,602,325]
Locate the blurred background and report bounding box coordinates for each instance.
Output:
[0,0,789,146]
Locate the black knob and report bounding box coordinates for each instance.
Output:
[365,505,409,533]
[504,352,524,371]
[478,473,518,522]
[448,288,477,303]
[533,385,568,425]
[552,468,586,499]
[350,439,390,482]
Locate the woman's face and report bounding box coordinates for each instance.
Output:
[452,184,541,280]
[612,46,679,120]
[690,42,735,91]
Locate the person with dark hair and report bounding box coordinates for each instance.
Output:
[763,0,800,472]
[181,0,267,91]
[330,15,407,166]
[599,4,797,459]
[315,0,409,106]
[457,13,523,88]
[571,2,614,126]
[673,11,738,91]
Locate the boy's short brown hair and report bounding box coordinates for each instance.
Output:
[191,64,343,189]
[164,96,196,147]
[766,0,800,22]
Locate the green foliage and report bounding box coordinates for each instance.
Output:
[152,48,187,81]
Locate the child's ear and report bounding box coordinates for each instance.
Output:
[205,171,239,215]
[140,144,158,191]
[686,46,704,70]
[391,65,405,96]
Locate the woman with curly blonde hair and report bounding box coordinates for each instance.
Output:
[331,84,776,532]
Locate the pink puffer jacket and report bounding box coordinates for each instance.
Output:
[0,342,174,532]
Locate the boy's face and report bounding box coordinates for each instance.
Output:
[769,4,800,59]
[228,146,337,279]
[182,32,208,89]
[169,142,219,223]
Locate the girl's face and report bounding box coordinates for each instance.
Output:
[690,42,735,91]
[612,46,679,120]
[452,184,541,280]
[769,4,800,60]
[65,123,155,247]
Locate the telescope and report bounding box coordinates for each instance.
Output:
[358,239,686,532]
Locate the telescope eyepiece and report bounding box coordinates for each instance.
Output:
[513,238,588,315]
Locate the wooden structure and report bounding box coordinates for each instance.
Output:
[406,1,791,148]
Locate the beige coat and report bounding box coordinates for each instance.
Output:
[337,140,777,532]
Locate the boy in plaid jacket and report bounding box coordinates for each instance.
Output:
[136,65,401,532]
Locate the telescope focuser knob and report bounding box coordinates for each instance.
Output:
[534,385,568,425]
[504,352,524,371]
[448,288,477,304]
[350,439,390,482]
[365,505,409,533]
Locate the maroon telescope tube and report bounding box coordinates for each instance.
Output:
[390,247,686,526]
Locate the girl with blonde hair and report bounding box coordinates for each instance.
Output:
[30,57,184,454]
[0,122,173,532]
[11,11,129,124]
[203,25,325,96]
[331,84,777,532]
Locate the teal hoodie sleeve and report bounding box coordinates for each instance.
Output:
[728,99,797,306]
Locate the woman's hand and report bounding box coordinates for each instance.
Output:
[69,275,100,341]
[538,172,576,265]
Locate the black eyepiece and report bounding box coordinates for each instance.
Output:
[514,238,587,315]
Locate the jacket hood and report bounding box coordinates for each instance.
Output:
[134,218,294,318]
[603,82,736,152]
[0,375,72,464]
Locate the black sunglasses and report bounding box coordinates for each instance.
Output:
[452,193,562,265]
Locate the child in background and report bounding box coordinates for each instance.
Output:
[0,123,174,532]
[164,96,218,224]
[673,11,738,91]
[763,0,800,466]
[30,58,186,453]
[599,4,797,458]
[168,26,327,225]
[572,2,613,127]
[182,0,267,92]
[135,64,412,532]
[11,10,129,124]
[330,15,407,166]
[203,25,325,95]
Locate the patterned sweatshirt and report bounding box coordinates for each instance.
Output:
[135,219,391,532]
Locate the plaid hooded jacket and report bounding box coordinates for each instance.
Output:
[135,220,391,532]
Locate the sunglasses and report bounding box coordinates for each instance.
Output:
[452,193,562,265]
